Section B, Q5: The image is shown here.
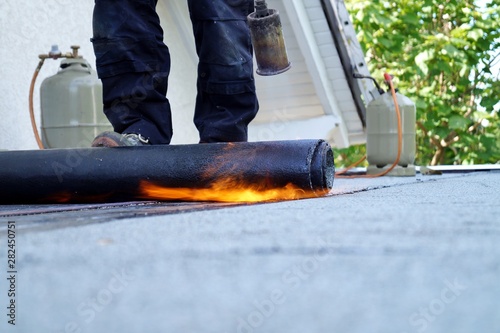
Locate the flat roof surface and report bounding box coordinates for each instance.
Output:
[1,171,499,332]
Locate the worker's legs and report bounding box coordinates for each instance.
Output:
[188,0,259,143]
[91,0,172,144]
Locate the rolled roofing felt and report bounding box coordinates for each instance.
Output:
[0,140,334,204]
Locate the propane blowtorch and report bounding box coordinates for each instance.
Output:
[248,0,291,75]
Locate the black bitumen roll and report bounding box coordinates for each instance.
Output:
[0,140,334,204]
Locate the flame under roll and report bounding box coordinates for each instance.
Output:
[0,140,334,204]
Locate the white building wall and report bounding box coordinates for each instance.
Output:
[0,0,199,150]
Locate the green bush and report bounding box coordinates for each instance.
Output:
[339,0,500,167]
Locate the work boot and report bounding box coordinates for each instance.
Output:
[91,131,150,147]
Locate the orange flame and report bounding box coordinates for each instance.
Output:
[41,191,113,204]
[137,142,330,203]
[139,177,326,203]
[43,191,73,203]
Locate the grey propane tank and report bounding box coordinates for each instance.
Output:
[40,58,111,148]
[366,91,416,173]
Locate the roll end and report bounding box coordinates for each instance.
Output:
[310,141,335,194]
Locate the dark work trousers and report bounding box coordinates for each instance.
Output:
[91,0,259,144]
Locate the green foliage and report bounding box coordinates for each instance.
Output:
[344,0,500,165]
[334,145,367,169]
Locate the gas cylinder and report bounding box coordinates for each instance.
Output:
[40,57,111,148]
[366,90,416,176]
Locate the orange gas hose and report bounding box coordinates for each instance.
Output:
[335,155,366,176]
[335,73,403,178]
[29,59,46,149]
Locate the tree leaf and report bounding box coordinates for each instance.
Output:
[448,115,469,130]
[467,29,484,41]
[415,50,434,75]
[346,0,500,165]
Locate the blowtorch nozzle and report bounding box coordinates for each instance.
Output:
[248,0,291,75]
